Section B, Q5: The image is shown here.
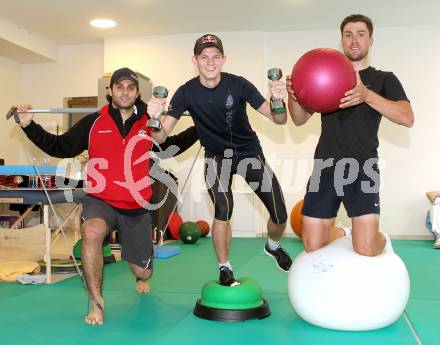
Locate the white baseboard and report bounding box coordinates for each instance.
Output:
[389,234,433,240]
[239,232,433,241]
[233,231,258,238]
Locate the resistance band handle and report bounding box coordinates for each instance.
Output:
[6,106,20,123]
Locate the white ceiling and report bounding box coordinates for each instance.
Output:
[0,0,438,45]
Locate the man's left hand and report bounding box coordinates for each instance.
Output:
[339,71,370,108]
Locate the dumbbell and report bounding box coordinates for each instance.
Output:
[147,86,169,131]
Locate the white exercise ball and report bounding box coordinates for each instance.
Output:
[288,237,410,331]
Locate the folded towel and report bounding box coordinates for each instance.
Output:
[16,273,46,285]
[0,261,40,282]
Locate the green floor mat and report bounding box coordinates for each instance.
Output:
[393,240,440,300]
[0,281,41,299]
[405,298,440,345]
[0,287,196,345]
[234,255,290,295]
[1,237,436,345]
[153,295,418,345]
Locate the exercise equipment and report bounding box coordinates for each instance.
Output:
[38,259,82,274]
[0,165,66,189]
[291,48,356,113]
[6,105,189,122]
[147,86,168,131]
[6,107,99,123]
[72,239,116,264]
[167,212,183,240]
[179,221,201,244]
[154,245,181,259]
[194,277,270,322]
[0,187,85,282]
[196,220,210,237]
[290,199,304,238]
[267,68,286,114]
[288,236,410,331]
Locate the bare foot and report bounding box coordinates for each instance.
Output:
[135,279,151,293]
[85,297,104,325]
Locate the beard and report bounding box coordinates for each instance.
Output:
[112,98,136,110]
[345,48,368,62]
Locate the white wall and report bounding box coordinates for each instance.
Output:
[373,26,439,237]
[0,56,23,164]
[21,43,104,113]
[19,44,104,163]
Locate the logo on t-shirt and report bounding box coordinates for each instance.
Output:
[225,92,234,132]
[98,129,112,134]
[226,94,234,109]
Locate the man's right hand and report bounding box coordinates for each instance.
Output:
[15,104,34,128]
[147,97,166,120]
[286,75,298,102]
[286,76,314,126]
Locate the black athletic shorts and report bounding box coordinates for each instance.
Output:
[302,161,380,219]
[81,195,153,269]
[204,151,287,224]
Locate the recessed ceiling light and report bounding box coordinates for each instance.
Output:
[90,19,117,29]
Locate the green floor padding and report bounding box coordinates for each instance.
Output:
[405,299,440,345]
[0,288,196,345]
[154,296,417,345]
[0,281,41,299]
[393,240,440,299]
[1,237,438,345]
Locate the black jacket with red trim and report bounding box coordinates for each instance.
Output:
[22,100,198,210]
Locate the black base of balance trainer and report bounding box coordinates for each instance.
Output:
[193,298,271,322]
[38,259,82,274]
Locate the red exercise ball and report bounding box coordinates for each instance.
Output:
[167,212,183,240]
[291,48,356,113]
[196,220,210,237]
[290,199,304,238]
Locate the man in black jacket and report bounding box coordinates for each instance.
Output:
[15,67,198,325]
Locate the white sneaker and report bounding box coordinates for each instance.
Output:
[341,226,352,238]
[382,233,394,252]
[434,234,440,249]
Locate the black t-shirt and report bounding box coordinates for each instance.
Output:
[314,66,409,163]
[167,72,266,157]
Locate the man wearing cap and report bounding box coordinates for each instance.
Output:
[148,34,292,287]
[15,67,198,324]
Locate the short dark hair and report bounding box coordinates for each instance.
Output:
[340,14,373,37]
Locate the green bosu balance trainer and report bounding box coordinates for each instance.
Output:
[193,277,270,321]
[37,258,82,274]
[73,239,116,264]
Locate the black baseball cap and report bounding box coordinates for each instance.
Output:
[110,67,139,89]
[193,34,224,55]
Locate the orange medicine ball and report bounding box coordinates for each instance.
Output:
[196,220,210,237]
[290,199,304,238]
